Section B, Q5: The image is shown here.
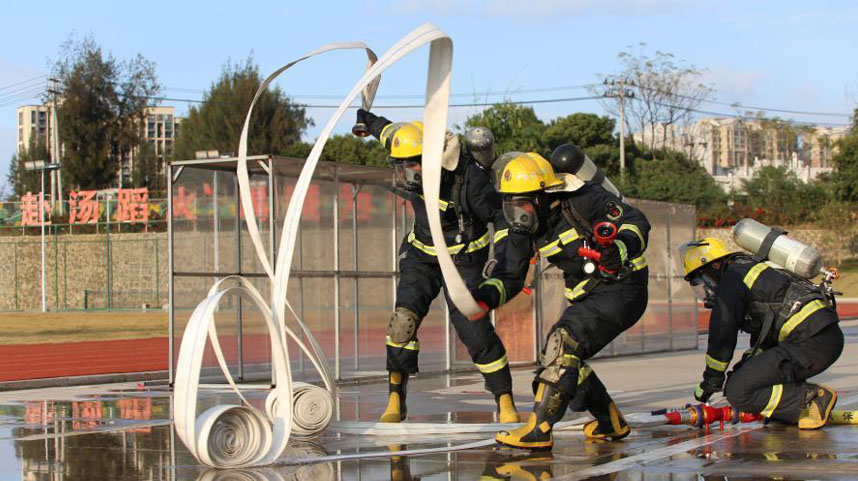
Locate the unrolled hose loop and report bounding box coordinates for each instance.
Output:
[174,23,462,469]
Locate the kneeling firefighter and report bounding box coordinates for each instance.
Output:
[471,145,651,450]
[354,109,517,424]
[681,225,844,429]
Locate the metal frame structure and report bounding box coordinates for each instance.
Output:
[167,155,697,385]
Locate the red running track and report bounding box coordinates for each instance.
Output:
[1,301,855,383]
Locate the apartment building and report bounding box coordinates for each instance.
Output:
[634,117,848,191]
[16,105,52,154]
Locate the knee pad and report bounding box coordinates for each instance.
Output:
[388,307,421,344]
[538,328,581,392]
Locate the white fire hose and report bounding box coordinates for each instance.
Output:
[173,23,494,469]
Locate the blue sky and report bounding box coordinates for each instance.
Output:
[1,0,856,186]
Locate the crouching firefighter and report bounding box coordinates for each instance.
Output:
[470,145,650,450]
[681,237,843,429]
[354,109,517,424]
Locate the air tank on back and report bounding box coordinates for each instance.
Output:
[549,143,622,199]
[732,218,824,279]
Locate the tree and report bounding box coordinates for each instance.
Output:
[6,136,51,198]
[832,115,858,202]
[174,57,312,160]
[52,34,160,189]
[594,44,713,152]
[735,166,828,225]
[631,149,726,208]
[463,102,547,156]
[131,141,164,191]
[543,113,615,152]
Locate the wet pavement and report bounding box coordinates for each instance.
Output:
[3,325,858,480]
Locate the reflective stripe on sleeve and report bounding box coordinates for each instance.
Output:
[475,354,508,373]
[705,354,729,372]
[778,299,826,342]
[743,263,769,289]
[493,228,509,243]
[615,239,628,263]
[539,240,562,257]
[619,224,646,251]
[558,228,580,245]
[479,278,507,307]
[630,255,647,271]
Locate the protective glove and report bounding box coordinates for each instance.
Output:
[356,108,378,127]
[693,382,717,403]
[468,283,499,321]
[598,241,625,272]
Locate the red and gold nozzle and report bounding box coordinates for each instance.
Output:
[593,221,618,247]
[352,122,370,137]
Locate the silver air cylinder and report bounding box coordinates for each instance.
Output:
[732,218,824,279]
[549,143,622,199]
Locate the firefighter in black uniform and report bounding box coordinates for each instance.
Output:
[469,146,651,450]
[680,237,843,429]
[355,109,518,424]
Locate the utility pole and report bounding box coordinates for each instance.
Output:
[47,78,64,215]
[603,78,635,172]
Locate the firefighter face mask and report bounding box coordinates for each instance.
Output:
[503,195,542,235]
[689,271,718,309]
[393,159,422,191]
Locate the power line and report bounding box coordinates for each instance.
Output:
[623,83,851,118]
[0,74,47,92]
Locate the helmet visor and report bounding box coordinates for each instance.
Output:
[503,195,539,234]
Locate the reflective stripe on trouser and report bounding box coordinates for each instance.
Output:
[723,322,843,423]
[388,253,513,395]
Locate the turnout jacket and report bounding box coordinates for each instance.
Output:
[477,182,650,309]
[701,255,839,390]
[367,115,506,265]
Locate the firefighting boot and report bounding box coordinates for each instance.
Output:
[388,445,412,481]
[497,392,520,423]
[799,383,837,430]
[380,371,409,423]
[583,402,630,441]
[496,382,570,451]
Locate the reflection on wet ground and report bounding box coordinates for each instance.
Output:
[3,345,858,480]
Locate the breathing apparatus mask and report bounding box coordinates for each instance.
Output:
[503,194,547,236]
[689,269,719,309]
[392,157,422,191]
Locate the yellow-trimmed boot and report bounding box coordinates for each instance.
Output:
[583,402,630,441]
[380,372,409,423]
[496,382,570,451]
[497,393,520,423]
[799,383,837,430]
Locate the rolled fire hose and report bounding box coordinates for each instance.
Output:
[173,23,488,469]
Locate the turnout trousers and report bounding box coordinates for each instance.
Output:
[545,270,649,418]
[386,252,513,396]
[724,319,843,423]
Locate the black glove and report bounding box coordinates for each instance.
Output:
[693,382,717,403]
[598,243,624,272]
[471,282,502,312]
[356,108,378,126]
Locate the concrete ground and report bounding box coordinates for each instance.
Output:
[1,323,858,480]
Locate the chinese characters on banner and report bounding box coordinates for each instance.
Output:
[18,184,385,227]
[20,192,51,226]
[116,188,149,224]
[69,190,98,224]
